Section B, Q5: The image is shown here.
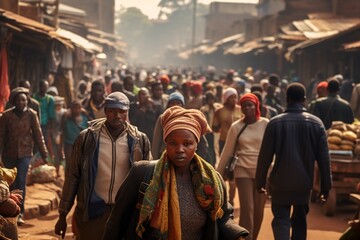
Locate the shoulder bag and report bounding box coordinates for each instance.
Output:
[223,123,248,181]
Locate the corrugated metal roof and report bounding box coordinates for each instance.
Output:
[285,23,360,60]
[278,34,307,41]
[281,18,360,42]
[291,18,360,39]
[225,39,266,55]
[59,3,86,17]
[0,8,73,48]
[56,28,101,53]
[343,40,360,50]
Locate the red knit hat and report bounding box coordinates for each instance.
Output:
[316,81,328,90]
[239,93,261,120]
[190,81,203,95]
[160,75,170,84]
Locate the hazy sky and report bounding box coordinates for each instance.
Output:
[116,0,259,19]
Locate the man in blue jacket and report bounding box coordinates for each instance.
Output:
[256,83,332,240]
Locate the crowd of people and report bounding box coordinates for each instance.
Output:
[2,64,360,239]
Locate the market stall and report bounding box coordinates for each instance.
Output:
[313,121,360,216]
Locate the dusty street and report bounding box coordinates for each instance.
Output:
[17,190,356,240]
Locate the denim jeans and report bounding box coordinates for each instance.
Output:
[3,157,32,213]
[271,204,309,240]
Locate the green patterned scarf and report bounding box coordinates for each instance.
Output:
[136,151,224,239]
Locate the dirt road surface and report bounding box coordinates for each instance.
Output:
[17,191,356,240]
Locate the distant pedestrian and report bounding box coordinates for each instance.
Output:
[33,80,55,159]
[0,87,48,225]
[256,83,332,240]
[82,79,106,120]
[311,78,354,129]
[5,80,41,120]
[60,100,89,173]
[217,93,269,240]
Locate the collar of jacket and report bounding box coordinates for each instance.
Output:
[285,103,307,113]
[87,118,141,144]
[327,93,339,98]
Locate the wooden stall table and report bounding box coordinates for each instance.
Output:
[313,153,360,216]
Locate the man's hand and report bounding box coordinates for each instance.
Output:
[258,187,267,195]
[55,214,67,239]
[320,192,329,203]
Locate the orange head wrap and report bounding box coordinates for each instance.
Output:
[239,93,261,120]
[161,106,211,142]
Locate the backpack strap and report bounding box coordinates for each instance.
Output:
[136,161,157,209]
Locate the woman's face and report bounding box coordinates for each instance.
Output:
[241,100,256,119]
[166,129,197,171]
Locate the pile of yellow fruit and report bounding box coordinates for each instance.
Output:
[327,121,359,153]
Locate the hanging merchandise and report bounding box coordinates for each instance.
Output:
[0,46,10,112]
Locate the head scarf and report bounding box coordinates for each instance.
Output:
[316,81,328,90]
[222,87,237,103]
[160,75,170,84]
[190,81,203,95]
[161,106,211,142]
[239,93,261,120]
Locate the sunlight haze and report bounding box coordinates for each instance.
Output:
[116,0,259,19]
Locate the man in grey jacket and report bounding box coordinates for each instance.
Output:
[55,92,152,239]
[256,83,332,240]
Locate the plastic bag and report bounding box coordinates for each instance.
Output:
[30,164,56,183]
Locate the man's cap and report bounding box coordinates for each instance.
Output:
[168,91,184,106]
[104,92,130,110]
[10,87,29,104]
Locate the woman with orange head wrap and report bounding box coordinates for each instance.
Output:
[217,93,269,240]
[103,106,249,240]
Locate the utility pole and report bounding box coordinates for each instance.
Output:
[191,0,197,67]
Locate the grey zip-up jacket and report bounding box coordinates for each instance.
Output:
[58,118,152,221]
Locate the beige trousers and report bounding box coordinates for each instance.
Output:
[236,178,267,240]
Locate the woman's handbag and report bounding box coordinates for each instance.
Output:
[223,124,248,181]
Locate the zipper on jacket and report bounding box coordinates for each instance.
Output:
[108,139,116,203]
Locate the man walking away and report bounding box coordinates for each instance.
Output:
[256,83,332,240]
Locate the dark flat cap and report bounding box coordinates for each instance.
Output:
[104,92,130,110]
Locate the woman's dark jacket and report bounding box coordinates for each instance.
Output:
[102,160,249,240]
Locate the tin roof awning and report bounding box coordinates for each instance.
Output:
[285,23,360,60]
[56,28,102,53]
[342,40,360,51]
[59,3,86,17]
[0,8,73,48]
[225,36,276,55]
